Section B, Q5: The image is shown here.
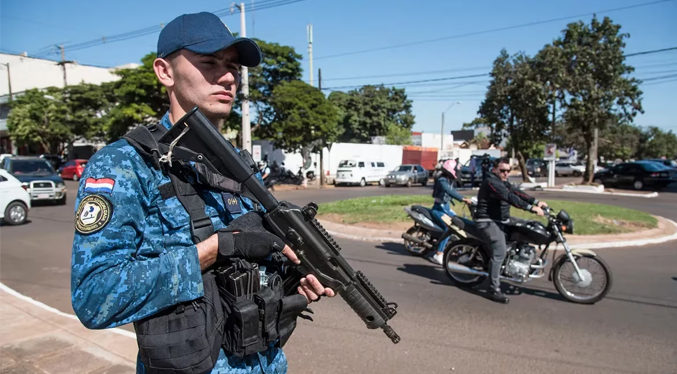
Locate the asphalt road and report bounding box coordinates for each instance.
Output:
[1,180,676,373]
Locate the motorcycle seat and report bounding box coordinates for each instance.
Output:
[411,205,434,221]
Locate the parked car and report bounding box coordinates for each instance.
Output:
[1,157,67,204]
[554,162,580,177]
[335,160,388,187]
[460,156,496,186]
[384,164,429,187]
[59,159,88,181]
[593,161,676,190]
[0,169,31,225]
[526,158,549,178]
[645,159,677,170]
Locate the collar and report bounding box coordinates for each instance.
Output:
[160,112,172,130]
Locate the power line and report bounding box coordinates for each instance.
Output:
[315,0,675,60]
[31,0,307,58]
[321,73,489,90]
[625,46,677,57]
[322,66,492,82]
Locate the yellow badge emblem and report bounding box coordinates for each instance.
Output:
[75,195,113,235]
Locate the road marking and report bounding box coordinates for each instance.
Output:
[0,282,136,339]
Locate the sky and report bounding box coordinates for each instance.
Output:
[1,0,676,135]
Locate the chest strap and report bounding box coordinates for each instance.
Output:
[168,173,214,244]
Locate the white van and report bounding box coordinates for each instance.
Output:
[335,160,388,187]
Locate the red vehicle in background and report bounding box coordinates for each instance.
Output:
[58,159,88,181]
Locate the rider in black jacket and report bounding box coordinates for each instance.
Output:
[476,158,547,303]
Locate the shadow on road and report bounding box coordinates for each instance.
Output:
[375,242,415,257]
[397,263,677,308]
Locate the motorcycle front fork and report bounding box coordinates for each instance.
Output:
[557,231,586,281]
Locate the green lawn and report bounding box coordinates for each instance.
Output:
[317,195,657,235]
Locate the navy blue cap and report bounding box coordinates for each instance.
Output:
[157,12,262,67]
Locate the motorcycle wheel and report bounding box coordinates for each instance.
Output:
[403,226,433,257]
[552,254,613,304]
[443,241,488,287]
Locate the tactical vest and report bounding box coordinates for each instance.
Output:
[122,124,307,374]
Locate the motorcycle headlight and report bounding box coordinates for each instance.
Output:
[562,219,574,234]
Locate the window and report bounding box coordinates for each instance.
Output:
[371,162,376,167]
[417,166,424,172]
[395,166,412,172]
[10,160,55,175]
[65,161,75,167]
[641,162,669,172]
[0,175,7,182]
[358,162,365,168]
[377,162,385,168]
[338,160,356,168]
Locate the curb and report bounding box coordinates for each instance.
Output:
[321,217,677,249]
[540,188,658,198]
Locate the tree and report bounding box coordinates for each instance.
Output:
[248,39,303,136]
[462,117,488,130]
[63,83,110,143]
[103,53,167,141]
[636,126,677,159]
[7,88,71,153]
[597,122,641,162]
[555,16,643,182]
[267,80,341,186]
[478,50,550,180]
[267,80,340,151]
[329,85,414,143]
[385,123,412,145]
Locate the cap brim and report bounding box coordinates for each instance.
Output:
[185,37,262,67]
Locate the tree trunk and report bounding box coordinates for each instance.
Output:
[320,146,325,187]
[584,138,595,183]
[517,151,528,182]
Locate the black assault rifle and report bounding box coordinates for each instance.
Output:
[158,107,400,344]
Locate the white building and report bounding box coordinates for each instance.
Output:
[0,52,138,154]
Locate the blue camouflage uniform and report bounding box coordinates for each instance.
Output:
[71,112,288,374]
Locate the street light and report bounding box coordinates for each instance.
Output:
[441,101,461,152]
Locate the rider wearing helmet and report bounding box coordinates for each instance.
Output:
[258,160,271,180]
[429,159,473,265]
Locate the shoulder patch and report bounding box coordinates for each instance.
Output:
[75,195,113,235]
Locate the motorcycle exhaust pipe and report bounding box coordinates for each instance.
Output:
[401,234,433,249]
[446,262,489,277]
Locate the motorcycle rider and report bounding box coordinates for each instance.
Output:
[475,158,547,303]
[258,160,271,180]
[429,159,473,265]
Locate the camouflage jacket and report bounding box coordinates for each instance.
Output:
[71,112,288,374]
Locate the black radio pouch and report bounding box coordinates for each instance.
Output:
[217,261,308,358]
[133,271,224,374]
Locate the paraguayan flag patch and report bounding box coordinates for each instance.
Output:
[84,178,116,194]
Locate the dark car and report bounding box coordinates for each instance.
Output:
[526,158,550,178]
[1,157,67,204]
[593,161,675,191]
[460,156,496,186]
[645,159,677,170]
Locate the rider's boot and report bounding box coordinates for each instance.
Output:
[487,289,509,304]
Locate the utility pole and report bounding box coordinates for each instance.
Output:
[441,101,461,155]
[2,63,12,101]
[318,68,325,186]
[307,24,313,87]
[56,44,73,87]
[233,3,252,153]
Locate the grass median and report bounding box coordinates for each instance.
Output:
[317,195,657,235]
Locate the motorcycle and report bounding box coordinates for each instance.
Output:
[443,207,613,304]
[401,202,476,257]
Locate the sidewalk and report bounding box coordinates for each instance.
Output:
[0,287,137,374]
[318,215,677,249]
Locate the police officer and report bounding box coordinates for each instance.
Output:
[71,12,334,374]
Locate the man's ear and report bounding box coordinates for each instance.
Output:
[154,58,174,88]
